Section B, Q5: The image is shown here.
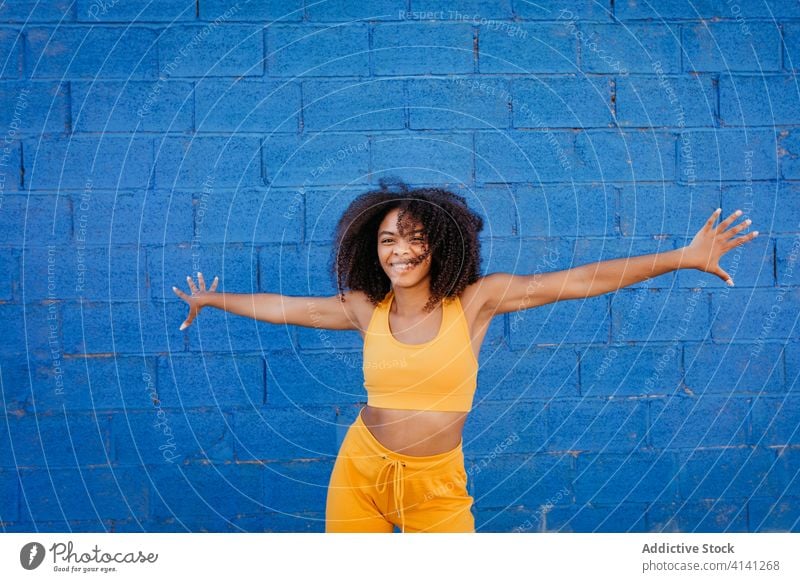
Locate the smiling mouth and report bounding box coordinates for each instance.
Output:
[390,261,416,273]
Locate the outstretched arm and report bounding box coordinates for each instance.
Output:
[172,272,361,332]
[479,208,758,317]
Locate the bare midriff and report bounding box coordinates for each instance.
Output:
[361,405,468,456]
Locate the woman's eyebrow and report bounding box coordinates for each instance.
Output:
[378,228,425,236]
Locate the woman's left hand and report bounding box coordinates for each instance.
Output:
[682,208,759,286]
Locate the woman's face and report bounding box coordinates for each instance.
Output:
[377,208,432,287]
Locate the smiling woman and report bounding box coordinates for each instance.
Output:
[172,177,759,533]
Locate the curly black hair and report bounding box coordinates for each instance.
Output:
[331,177,485,313]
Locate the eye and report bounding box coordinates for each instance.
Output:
[381,238,393,244]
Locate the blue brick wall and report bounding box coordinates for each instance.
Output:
[0,1,797,534]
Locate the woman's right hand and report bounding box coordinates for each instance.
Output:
[172,272,219,331]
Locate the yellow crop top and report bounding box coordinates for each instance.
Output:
[362,289,479,413]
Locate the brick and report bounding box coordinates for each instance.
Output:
[684,343,784,395]
[307,0,403,21]
[158,25,263,77]
[22,245,147,302]
[413,0,513,20]
[259,243,339,297]
[573,131,676,182]
[61,301,187,354]
[476,345,579,400]
[195,79,300,133]
[475,131,576,183]
[777,236,800,286]
[676,448,781,499]
[72,81,194,132]
[712,288,800,340]
[580,345,683,397]
[683,23,781,73]
[69,189,193,245]
[0,250,16,300]
[516,2,611,20]
[616,0,800,20]
[723,182,800,235]
[0,81,69,134]
[265,352,363,406]
[193,188,302,244]
[19,467,148,522]
[201,0,302,21]
[547,398,647,453]
[9,412,112,468]
[748,497,800,532]
[233,406,339,461]
[510,294,610,346]
[0,471,18,522]
[720,75,800,127]
[150,244,257,301]
[619,184,720,237]
[156,137,262,188]
[25,137,152,190]
[267,24,369,76]
[649,396,750,448]
[408,77,507,129]
[262,510,324,532]
[28,356,158,412]
[479,24,576,73]
[785,25,800,72]
[751,396,800,446]
[305,188,363,243]
[469,452,572,508]
[576,24,680,74]
[512,77,614,128]
[76,0,194,22]
[0,194,70,245]
[545,503,648,532]
[778,129,800,179]
[575,451,678,503]
[372,132,472,185]
[304,79,405,130]
[263,133,369,187]
[0,141,22,190]
[0,357,28,411]
[0,29,22,78]
[373,23,473,75]
[263,459,332,512]
[616,75,716,128]
[0,303,62,360]
[26,27,158,79]
[787,343,800,391]
[465,401,547,456]
[647,500,748,532]
[113,410,232,464]
[462,184,516,238]
[475,506,545,532]
[611,288,709,342]
[678,129,777,182]
[516,184,615,237]
[157,354,264,408]
[0,0,72,21]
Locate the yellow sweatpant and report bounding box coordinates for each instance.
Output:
[325,407,475,533]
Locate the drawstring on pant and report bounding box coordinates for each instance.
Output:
[376,455,407,533]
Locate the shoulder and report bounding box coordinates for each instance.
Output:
[341,289,386,335]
